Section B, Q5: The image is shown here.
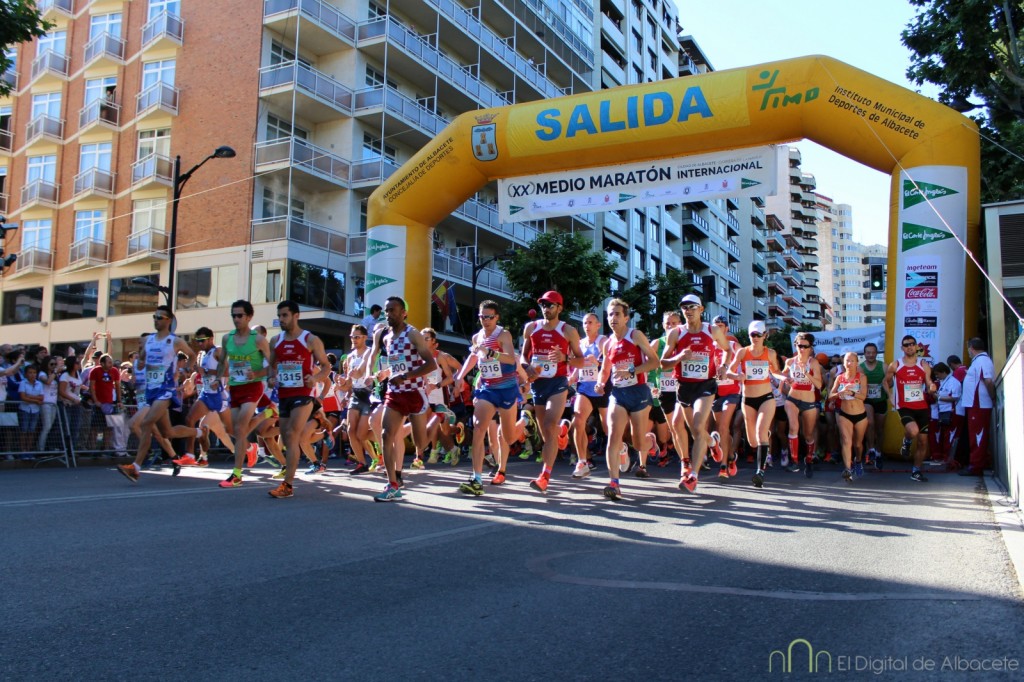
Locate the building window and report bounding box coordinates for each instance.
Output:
[22,218,52,252]
[251,260,285,304]
[269,40,296,65]
[85,76,117,107]
[368,1,387,18]
[362,133,396,163]
[53,281,99,321]
[79,141,112,173]
[26,155,56,184]
[261,187,304,219]
[38,31,67,56]
[108,275,160,316]
[176,265,238,310]
[89,12,122,38]
[74,210,105,243]
[365,65,396,89]
[2,288,44,325]
[142,59,175,90]
[148,0,181,20]
[137,127,171,159]
[132,198,167,234]
[30,91,61,119]
[266,113,307,141]
[288,260,345,314]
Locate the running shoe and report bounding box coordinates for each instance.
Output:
[172,454,198,467]
[196,457,209,468]
[117,464,139,483]
[804,456,814,479]
[635,466,650,479]
[708,431,724,463]
[273,467,287,479]
[374,485,403,502]
[306,463,319,475]
[490,471,506,485]
[455,422,466,445]
[842,468,853,483]
[572,460,591,478]
[644,432,658,460]
[484,452,497,469]
[411,458,425,470]
[679,473,698,493]
[619,443,630,473]
[529,475,549,494]
[349,463,370,475]
[219,473,242,488]
[316,463,326,474]
[522,410,538,438]
[910,470,928,483]
[853,461,864,478]
[557,419,570,451]
[900,439,911,460]
[727,455,738,478]
[780,451,790,468]
[449,449,460,467]
[246,442,259,468]
[587,458,598,473]
[765,454,773,469]
[752,469,764,488]
[172,463,182,477]
[458,479,484,496]
[823,452,835,464]
[269,482,293,498]
[603,484,623,501]
[518,441,532,460]
[874,451,884,471]
[427,447,442,465]
[718,466,729,480]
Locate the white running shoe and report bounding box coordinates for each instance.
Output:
[572,460,591,478]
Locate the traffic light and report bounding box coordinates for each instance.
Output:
[702,274,717,303]
[869,264,885,292]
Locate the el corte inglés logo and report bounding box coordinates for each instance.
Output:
[367,238,398,258]
[902,180,957,208]
[901,222,953,252]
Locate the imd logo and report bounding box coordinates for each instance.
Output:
[769,638,832,673]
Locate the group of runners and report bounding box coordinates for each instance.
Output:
[115,290,946,501]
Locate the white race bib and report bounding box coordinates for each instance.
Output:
[229,360,250,383]
[867,384,882,400]
[746,360,769,381]
[478,359,502,380]
[532,358,556,379]
[837,381,856,400]
[659,375,678,393]
[902,382,924,403]
[612,361,637,388]
[578,365,599,383]
[388,353,409,377]
[145,365,165,387]
[277,362,304,388]
[679,352,710,380]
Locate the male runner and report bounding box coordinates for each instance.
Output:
[860,342,887,469]
[172,328,234,468]
[267,300,332,498]
[521,291,586,494]
[884,335,935,482]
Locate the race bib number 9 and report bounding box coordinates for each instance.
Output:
[229,360,250,383]
[532,358,556,379]
[680,352,710,380]
[478,359,501,380]
[612,361,637,388]
[902,383,924,403]
[277,362,304,388]
[388,353,409,377]
[746,360,769,381]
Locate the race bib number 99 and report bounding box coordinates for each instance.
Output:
[277,362,304,388]
[746,360,769,381]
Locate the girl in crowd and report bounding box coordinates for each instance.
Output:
[829,351,867,482]
[781,332,824,478]
[727,320,780,488]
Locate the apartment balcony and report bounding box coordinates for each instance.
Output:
[125,228,169,262]
[681,209,711,238]
[781,288,801,306]
[30,50,69,86]
[78,99,120,133]
[663,213,681,240]
[2,66,18,92]
[725,267,741,286]
[804,284,820,298]
[0,127,12,156]
[601,13,626,49]
[681,242,712,269]
[767,274,788,295]
[251,215,362,257]
[450,196,541,246]
[358,17,506,110]
[259,61,353,123]
[604,210,627,236]
[725,212,740,235]
[784,249,805,269]
[83,31,126,68]
[353,85,450,143]
[752,249,768,278]
[782,311,801,326]
[725,238,741,261]
[767,251,786,272]
[754,298,768,320]
[601,54,626,86]
[142,11,184,52]
[782,268,805,287]
[20,180,59,210]
[136,82,179,121]
[0,193,7,214]
[802,174,816,191]
[767,296,790,316]
[254,137,351,192]
[38,0,73,21]
[726,295,741,311]
[26,114,67,151]
[803,251,820,268]
[73,168,116,200]
[664,249,681,270]
[68,237,110,270]
[751,227,767,250]
[752,274,767,296]
[427,0,562,100]
[9,246,53,278]
[263,0,356,54]
[750,205,765,226]
[131,153,173,190]
[433,250,511,297]
[766,232,785,252]
[350,157,400,188]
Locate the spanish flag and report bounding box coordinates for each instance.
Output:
[432,281,450,318]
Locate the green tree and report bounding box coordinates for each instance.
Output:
[902,0,1024,201]
[0,1,52,96]
[618,269,697,337]
[500,230,616,327]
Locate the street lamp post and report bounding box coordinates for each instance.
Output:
[167,145,236,311]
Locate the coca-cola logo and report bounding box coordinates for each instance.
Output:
[905,287,938,299]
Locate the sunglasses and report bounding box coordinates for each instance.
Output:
[539,302,557,309]
[796,344,811,349]
[902,342,916,347]
[680,304,700,311]
[194,337,210,342]
[478,314,496,320]
[750,333,764,338]
[231,313,246,319]
[350,335,365,339]
[152,315,169,321]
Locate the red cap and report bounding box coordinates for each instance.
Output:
[538,290,563,305]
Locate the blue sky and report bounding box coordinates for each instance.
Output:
[673,0,938,246]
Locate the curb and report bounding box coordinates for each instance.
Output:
[983,473,1024,596]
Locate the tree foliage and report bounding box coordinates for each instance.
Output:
[902,0,1024,201]
[617,269,697,337]
[500,230,616,319]
[0,1,53,96]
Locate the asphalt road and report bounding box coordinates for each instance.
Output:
[2,458,1022,681]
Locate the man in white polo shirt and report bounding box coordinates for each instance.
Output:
[959,337,996,476]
